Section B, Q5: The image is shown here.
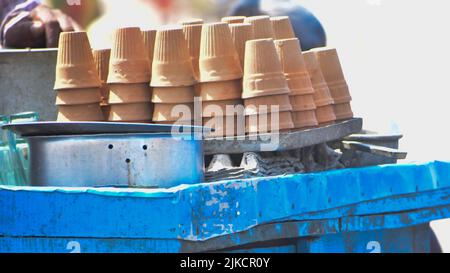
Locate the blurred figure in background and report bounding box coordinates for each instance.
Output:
[1,0,326,51]
[228,0,327,50]
[44,0,101,29]
[0,0,214,49]
[0,0,80,48]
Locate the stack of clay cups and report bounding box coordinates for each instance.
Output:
[302,51,337,125]
[199,22,244,137]
[271,16,296,40]
[228,22,254,69]
[107,27,152,123]
[302,51,337,126]
[274,38,319,129]
[92,48,111,119]
[221,16,246,24]
[243,38,294,134]
[54,31,104,122]
[181,19,203,80]
[314,48,354,121]
[151,26,196,125]
[244,15,275,39]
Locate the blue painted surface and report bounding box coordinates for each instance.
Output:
[181,203,450,253]
[228,245,297,254]
[0,204,446,253]
[297,224,431,253]
[0,161,449,253]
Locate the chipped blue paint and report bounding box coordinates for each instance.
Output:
[0,161,449,253]
[297,224,431,253]
[0,205,446,253]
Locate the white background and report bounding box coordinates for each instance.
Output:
[296,0,450,252]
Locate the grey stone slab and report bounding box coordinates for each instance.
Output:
[204,118,363,155]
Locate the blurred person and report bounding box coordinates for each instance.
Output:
[0,0,209,49]
[45,0,101,29]
[0,0,81,48]
[229,0,326,50]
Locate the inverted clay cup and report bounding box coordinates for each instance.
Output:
[244,15,275,39]
[245,111,294,134]
[334,102,354,121]
[108,102,153,122]
[221,16,246,24]
[182,23,203,80]
[151,26,196,87]
[92,48,111,102]
[242,38,290,99]
[107,27,151,84]
[55,88,102,105]
[290,94,316,112]
[313,48,352,104]
[244,94,293,115]
[54,31,102,90]
[271,16,296,40]
[142,29,157,65]
[316,104,336,125]
[57,103,104,122]
[229,23,254,69]
[274,38,314,95]
[107,83,152,104]
[199,22,243,82]
[202,99,244,118]
[292,110,318,129]
[303,51,335,107]
[152,103,194,122]
[197,80,242,101]
[152,86,195,103]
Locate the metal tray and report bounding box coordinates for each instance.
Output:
[2,121,207,137]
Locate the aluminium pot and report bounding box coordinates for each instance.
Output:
[26,133,204,188]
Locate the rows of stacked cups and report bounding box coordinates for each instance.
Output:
[220,16,254,137]
[106,27,153,123]
[54,32,104,122]
[52,15,353,134]
[270,15,321,130]
[150,24,196,125]
[241,15,294,134]
[302,51,337,126]
[275,38,319,129]
[198,22,245,137]
[313,48,354,121]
